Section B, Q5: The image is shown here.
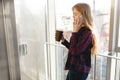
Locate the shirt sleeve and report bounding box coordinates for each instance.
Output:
[69,30,92,55]
[61,39,70,49]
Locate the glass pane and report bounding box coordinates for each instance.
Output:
[14,0,46,80]
[115,53,120,80]
[94,56,107,80]
[55,0,111,80]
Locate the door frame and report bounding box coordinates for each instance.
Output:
[1,0,20,80]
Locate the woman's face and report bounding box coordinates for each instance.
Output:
[73,8,82,21]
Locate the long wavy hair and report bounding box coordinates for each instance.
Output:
[72,3,98,55]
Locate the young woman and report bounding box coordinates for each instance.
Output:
[61,3,97,80]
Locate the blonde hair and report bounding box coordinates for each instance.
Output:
[72,3,97,55]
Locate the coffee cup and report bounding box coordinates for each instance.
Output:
[55,30,63,41]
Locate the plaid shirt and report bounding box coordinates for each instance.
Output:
[62,26,93,73]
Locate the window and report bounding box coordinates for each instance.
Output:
[54,0,112,80]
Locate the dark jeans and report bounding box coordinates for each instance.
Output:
[66,70,89,80]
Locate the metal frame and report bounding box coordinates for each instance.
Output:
[46,0,57,80]
[0,1,10,80]
[106,0,118,79]
[116,48,120,53]
[44,42,120,80]
[2,0,20,80]
[115,0,120,52]
[108,0,116,55]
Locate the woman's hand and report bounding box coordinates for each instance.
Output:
[73,17,83,32]
[63,31,72,42]
[61,36,65,42]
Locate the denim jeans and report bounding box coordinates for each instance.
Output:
[66,70,89,80]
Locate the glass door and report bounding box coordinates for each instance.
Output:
[14,0,47,80]
[54,0,113,80]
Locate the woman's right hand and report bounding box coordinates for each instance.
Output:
[73,19,81,32]
[73,16,83,32]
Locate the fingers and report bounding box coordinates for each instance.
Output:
[73,20,80,25]
[73,19,81,32]
[73,19,77,24]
